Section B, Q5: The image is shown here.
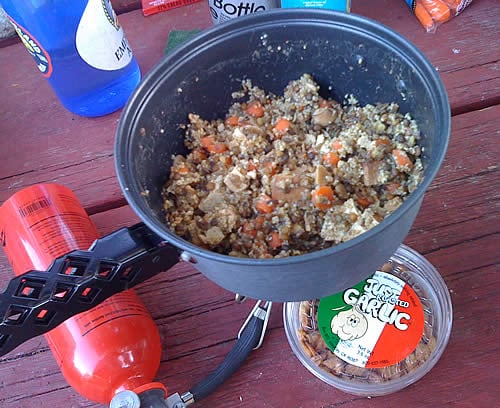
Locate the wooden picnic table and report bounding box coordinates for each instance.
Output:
[0,1,498,407]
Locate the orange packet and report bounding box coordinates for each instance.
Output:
[420,0,451,23]
[141,0,203,16]
[441,0,473,15]
[405,0,472,32]
[414,2,437,32]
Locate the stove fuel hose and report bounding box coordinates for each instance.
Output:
[189,312,264,402]
[126,311,267,408]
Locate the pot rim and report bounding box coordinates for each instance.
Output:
[115,9,450,266]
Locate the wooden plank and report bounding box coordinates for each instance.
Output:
[0,160,498,407]
[1,104,498,278]
[0,1,498,406]
[430,106,498,187]
[404,105,499,254]
[444,61,500,115]
[1,240,496,407]
[0,101,497,217]
[0,35,17,49]
[406,180,498,255]
[0,2,498,213]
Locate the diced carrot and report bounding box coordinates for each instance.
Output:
[356,196,371,208]
[192,149,207,163]
[225,116,240,126]
[201,136,228,153]
[246,101,265,118]
[311,186,335,211]
[242,222,258,238]
[273,118,291,137]
[242,215,266,238]
[200,135,215,149]
[247,160,257,172]
[332,140,343,151]
[420,0,451,23]
[256,194,275,214]
[268,231,283,249]
[375,138,391,147]
[222,156,232,166]
[177,163,190,174]
[213,143,229,153]
[414,2,436,31]
[392,149,414,169]
[254,215,265,230]
[322,151,340,167]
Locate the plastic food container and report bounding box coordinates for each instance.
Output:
[283,244,453,396]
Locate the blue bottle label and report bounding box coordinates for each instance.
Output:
[76,0,134,71]
[8,19,53,78]
[403,0,416,11]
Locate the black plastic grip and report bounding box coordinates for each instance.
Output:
[189,314,263,402]
[0,223,179,357]
[138,388,169,408]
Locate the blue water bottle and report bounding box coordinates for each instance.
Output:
[1,0,141,117]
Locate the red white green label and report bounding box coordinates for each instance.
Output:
[318,271,424,368]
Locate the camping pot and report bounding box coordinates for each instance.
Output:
[115,9,450,302]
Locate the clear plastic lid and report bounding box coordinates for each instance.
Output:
[283,244,453,396]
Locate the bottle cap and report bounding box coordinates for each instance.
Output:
[110,390,141,408]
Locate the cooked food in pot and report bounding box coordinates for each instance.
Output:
[162,74,423,258]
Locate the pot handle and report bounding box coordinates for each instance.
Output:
[164,301,272,407]
[0,222,180,357]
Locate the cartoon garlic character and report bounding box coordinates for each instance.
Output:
[331,306,368,341]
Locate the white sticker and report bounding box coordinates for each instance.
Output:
[318,271,425,368]
[208,0,278,24]
[76,0,133,71]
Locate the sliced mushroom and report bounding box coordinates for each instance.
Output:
[311,107,337,127]
[314,164,330,186]
[271,171,308,202]
[241,123,266,136]
[363,160,382,186]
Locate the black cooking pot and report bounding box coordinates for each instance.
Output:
[115,10,450,302]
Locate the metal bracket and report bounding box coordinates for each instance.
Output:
[237,300,272,350]
[0,223,179,357]
[165,392,194,408]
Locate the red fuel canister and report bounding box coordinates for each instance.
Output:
[0,183,166,404]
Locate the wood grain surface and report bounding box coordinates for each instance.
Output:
[0,1,498,407]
